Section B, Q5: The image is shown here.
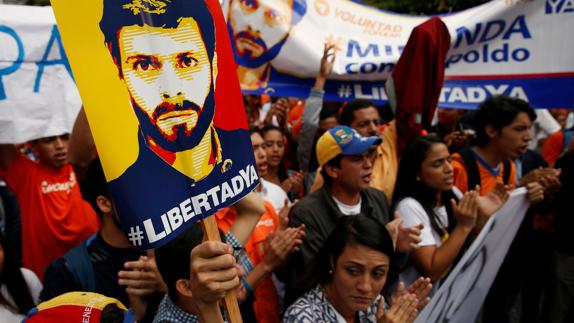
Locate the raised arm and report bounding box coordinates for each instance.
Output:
[68,107,97,177]
[297,43,336,173]
[229,191,265,246]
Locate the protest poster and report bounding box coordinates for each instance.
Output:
[0,4,81,144]
[2,0,573,145]
[49,0,259,251]
[415,188,531,323]
[223,0,574,108]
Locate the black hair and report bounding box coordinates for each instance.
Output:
[290,216,394,304]
[82,157,111,218]
[474,96,537,147]
[392,135,457,238]
[319,104,340,123]
[100,303,126,323]
[260,124,285,137]
[320,154,343,187]
[249,126,262,136]
[155,224,226,302]
[99,0,215,79]
[0,231,36,314]
[339,99,381,126]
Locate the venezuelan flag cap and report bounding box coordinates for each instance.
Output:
[316,125,382,167]
[23,292,135,323]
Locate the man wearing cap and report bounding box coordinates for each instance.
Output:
[288,126,420,275]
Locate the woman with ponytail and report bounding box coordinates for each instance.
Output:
[393,135,479,294]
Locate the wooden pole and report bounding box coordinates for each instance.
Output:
[201,215,243,323]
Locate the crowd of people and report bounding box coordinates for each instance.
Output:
[1,21,574,323]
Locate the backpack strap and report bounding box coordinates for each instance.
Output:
[502,159,511,185]
[459,148,481,191]
[63,235,96,292]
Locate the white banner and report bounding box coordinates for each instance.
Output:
[0,4,81,144]
[223,0,574,108]
[415,188,530,323]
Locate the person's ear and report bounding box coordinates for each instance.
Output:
[329,255,335,274]
[175,279,193,298]
[324,164,339,180]
[485,125,498,140]
[96,196,113,214]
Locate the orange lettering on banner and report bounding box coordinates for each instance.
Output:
[333,7,403,38]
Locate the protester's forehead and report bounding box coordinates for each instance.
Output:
[238,0,293,8]
[118,18,207,54]
[238,0,294,15]
[250,131,264,143]
[271,0,294,11]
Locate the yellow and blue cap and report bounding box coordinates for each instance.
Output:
[316,125,382,166]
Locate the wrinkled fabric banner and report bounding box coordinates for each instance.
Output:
[0,4,81,144]
[223,0,574,109]
[50,0,258,249]
[415,188,530,323]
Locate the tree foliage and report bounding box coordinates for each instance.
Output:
[361,0,490,15]
[19,0,490,13]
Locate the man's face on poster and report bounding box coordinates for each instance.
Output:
[230,0,293,66]
[118,17,213,151]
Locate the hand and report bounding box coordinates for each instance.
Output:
[262,226,305,272]
[390,277,432,312]
[451,131,472,149]
[388,212,423,253]
[534,168,561,196]
[520,167,561,195]
[280,171,304,195]
[526,181,544,204]
[377,294,419,323]
[190,241,241,308]
[452,189,479,230]
[119,253,167,297]
[443,131,470,149]
[278,199,292,231]
[319,43,336,77]
[264,98,290,129]
[476,184,509,231]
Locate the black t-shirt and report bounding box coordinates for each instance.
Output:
[41,233,143,305]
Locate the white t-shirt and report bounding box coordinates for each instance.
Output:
[332,196,361,216]
[258,178,290,214]
[0,268,42,322]
[396,197,449,295]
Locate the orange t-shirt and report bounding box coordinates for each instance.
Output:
[541,131,564,166]
[5,153,100,280]
[452,152,517,195]
[215,202,280,323]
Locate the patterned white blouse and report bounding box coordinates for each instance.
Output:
[282,285,382,323]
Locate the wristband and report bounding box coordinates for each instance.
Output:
[242,278,254,294]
